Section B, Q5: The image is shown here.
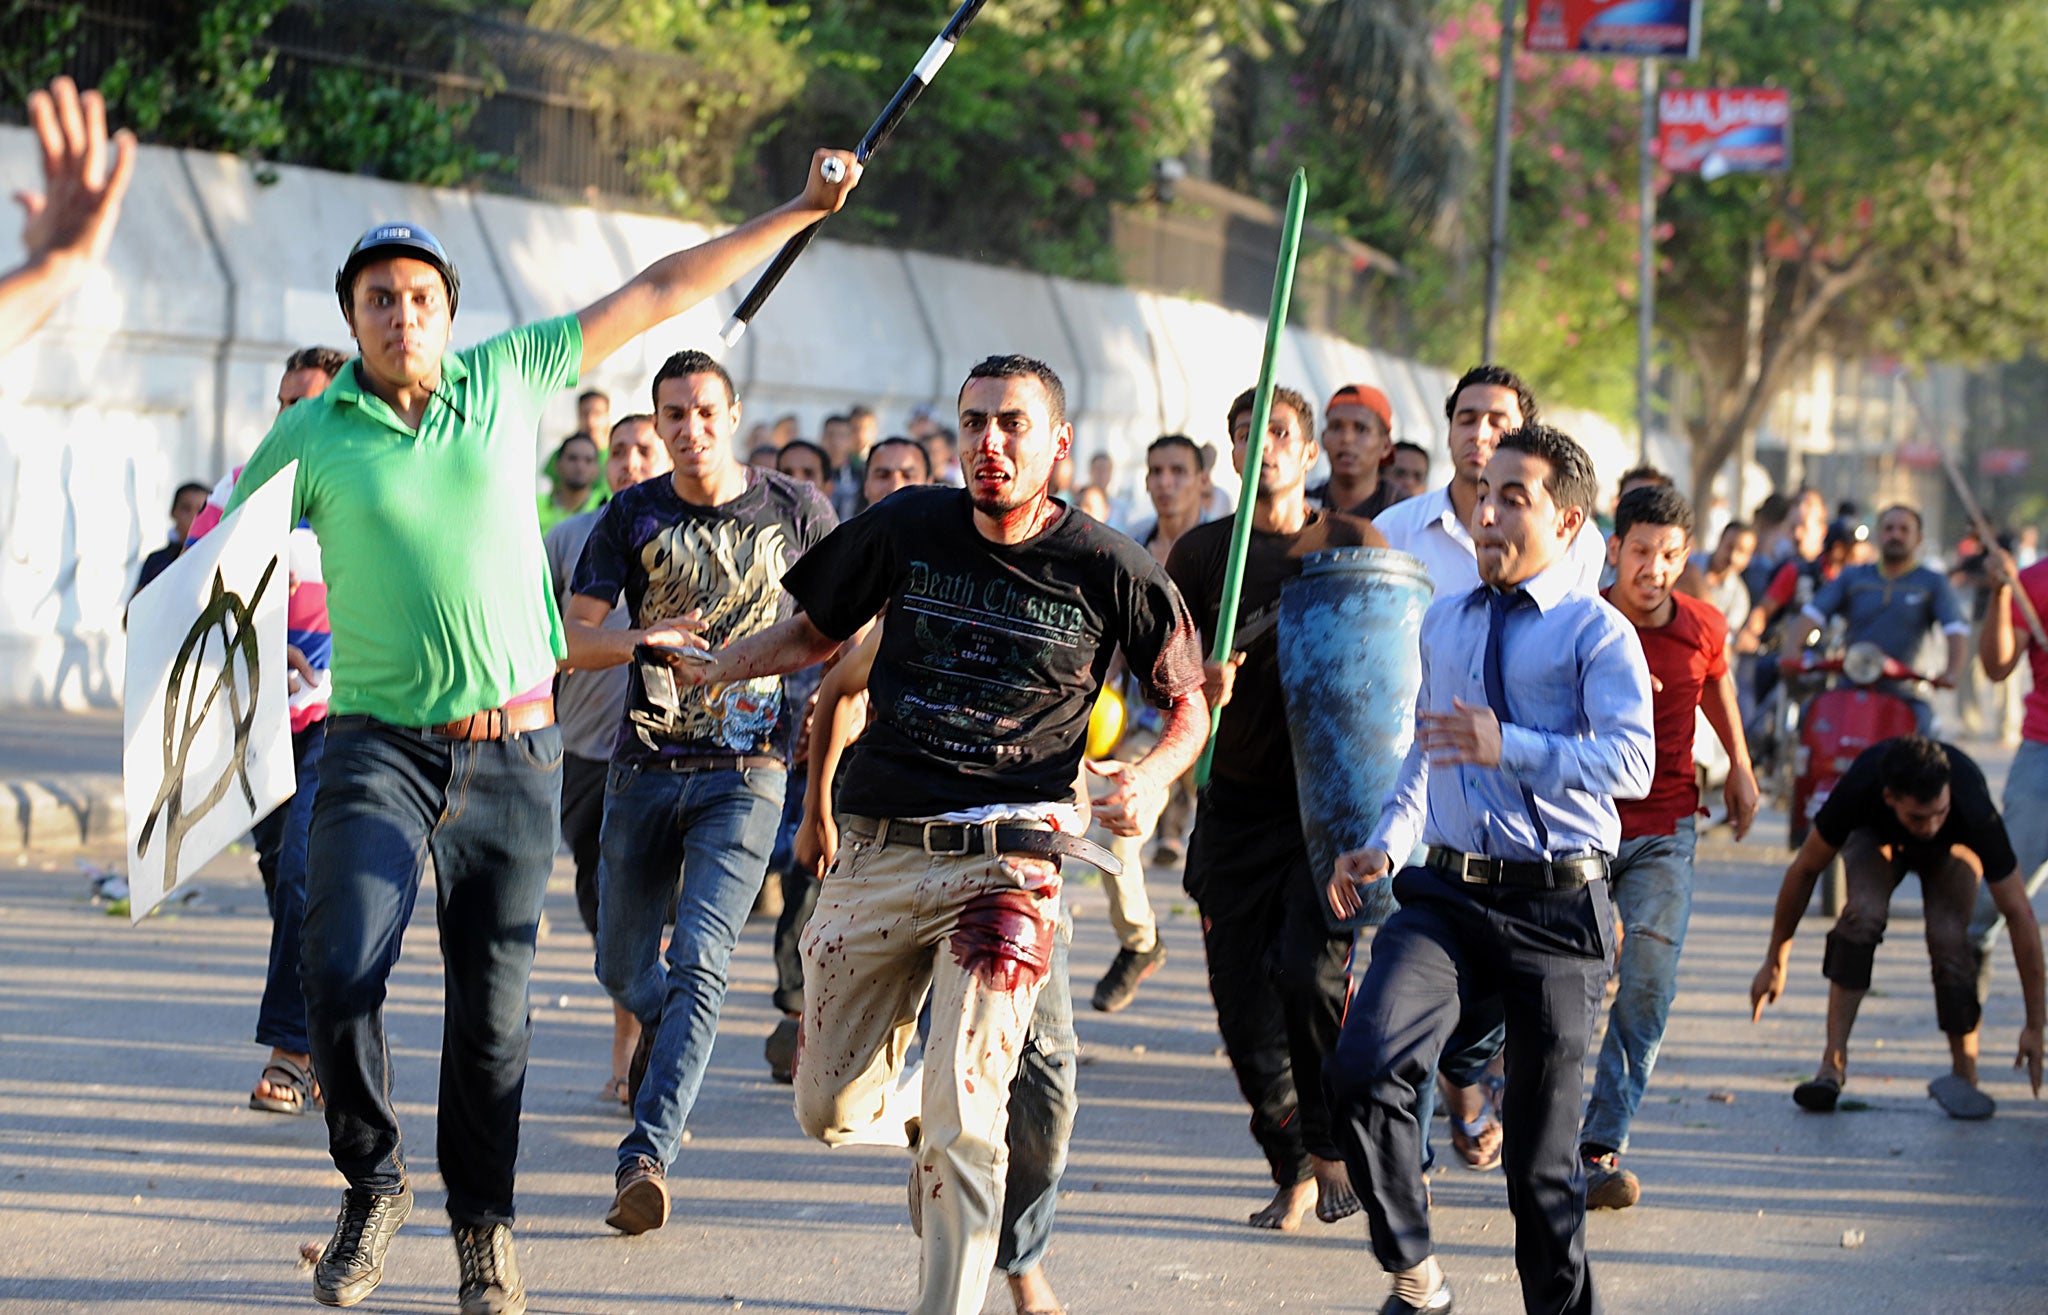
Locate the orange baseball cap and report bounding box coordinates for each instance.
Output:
[1327,384,1393,431]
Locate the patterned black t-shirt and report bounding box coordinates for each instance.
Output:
[573,468,836,764]
[783,487,1203,816]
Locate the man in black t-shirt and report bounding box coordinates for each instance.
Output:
[1168,383,1384,1231]
[653,355,1206,1315]
[565,351,836,1235]
[1751,736,2044,1118]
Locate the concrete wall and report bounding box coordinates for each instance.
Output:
[0,128,1637,710]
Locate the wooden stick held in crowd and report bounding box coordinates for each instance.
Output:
[1901,377,2048,650]
[1935,443,2048,650]
[1195,167,1309,786]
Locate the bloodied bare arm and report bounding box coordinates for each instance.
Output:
[1088,688,1206,837]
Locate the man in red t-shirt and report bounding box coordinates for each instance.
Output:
[1583,485,1760,1209]
[1972,551,2048,1036]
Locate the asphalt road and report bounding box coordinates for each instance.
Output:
[0,808,2043,1314]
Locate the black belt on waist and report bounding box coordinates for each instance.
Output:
[865,817,1122,877]
[644,754,783,772]
[1426,845,1607,890]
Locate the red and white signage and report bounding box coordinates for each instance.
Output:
[1657,87,1792,178]
[1525,0,1701,59]
[1980,448,2030,479]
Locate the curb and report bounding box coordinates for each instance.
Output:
[2,774,124,854]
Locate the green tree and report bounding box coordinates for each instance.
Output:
[1660,0,2048,495]
[97,0,291,157]
[1215,0,1472,253]
[1385,6,1649,414]
[1219,2,1651,413]
[524,0,809,214]
[289,69,507,188]
[765,0,1287,279]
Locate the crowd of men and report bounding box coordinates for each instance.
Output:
[11,74,2044,1315]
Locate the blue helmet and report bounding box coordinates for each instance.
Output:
[334,221,461,317]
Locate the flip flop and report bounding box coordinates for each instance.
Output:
[1927,1073,1996,1120]
[249,1056,318,1116]
[1792,1076,1841,1112]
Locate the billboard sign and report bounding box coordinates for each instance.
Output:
[1525,0,1701,59]
[1657,88,1793,179]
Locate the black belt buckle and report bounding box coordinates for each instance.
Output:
[1429,846,1496,885]
[920,821,975,857]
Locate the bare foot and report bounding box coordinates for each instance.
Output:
[611,1003,641,1092]
[1312,1155,1360,1223]
[1248,1177,1317,1230]
[1008,1266,1065,1315]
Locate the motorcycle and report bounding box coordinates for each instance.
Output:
[1784,641,1929,915]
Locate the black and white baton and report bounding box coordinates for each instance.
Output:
[719,0,990,347]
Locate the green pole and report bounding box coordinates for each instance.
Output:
[1195,167,1308,787]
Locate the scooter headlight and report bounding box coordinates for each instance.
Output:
[1843,642,1887,686]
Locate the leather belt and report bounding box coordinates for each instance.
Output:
[646,754,783,772]
[425,698,555,741]
[1426,845,1606,890]
[869,818,1122,877]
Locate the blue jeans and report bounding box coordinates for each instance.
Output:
[1973,738,2048,998]
[997,911,1077,1277]
[302,716,562,1227]
[769,771,814,1014]
[596,761,786,1169]
[252,719,325,1054]
[1580,818,1696,1155]
[768,764,808,877]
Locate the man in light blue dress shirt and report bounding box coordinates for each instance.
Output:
[1324,424,1655,1315]
[1373,362,1601,1168]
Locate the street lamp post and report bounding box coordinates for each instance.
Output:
[1637,57,1659,465]
[1481,0,1518,362]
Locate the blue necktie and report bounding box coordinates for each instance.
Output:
[1484,588,1551,856]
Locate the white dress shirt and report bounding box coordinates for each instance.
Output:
[1373,481,1606,599]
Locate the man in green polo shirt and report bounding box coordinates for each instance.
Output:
[225,150,861,1315]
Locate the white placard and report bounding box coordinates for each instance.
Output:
[122,462,298,922]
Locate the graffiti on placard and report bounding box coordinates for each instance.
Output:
[135,557,280,890]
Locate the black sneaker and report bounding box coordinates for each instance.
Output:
[313,1184,412,1308]
[1091,944,1167,1013]
[764,1016,800,1084]
[453,1222,525,1315]
[1583,1150,1640,1210]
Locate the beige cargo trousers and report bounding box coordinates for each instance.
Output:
[795,815,1064,1315]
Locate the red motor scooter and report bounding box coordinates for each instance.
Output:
[1786,641,1929,915]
